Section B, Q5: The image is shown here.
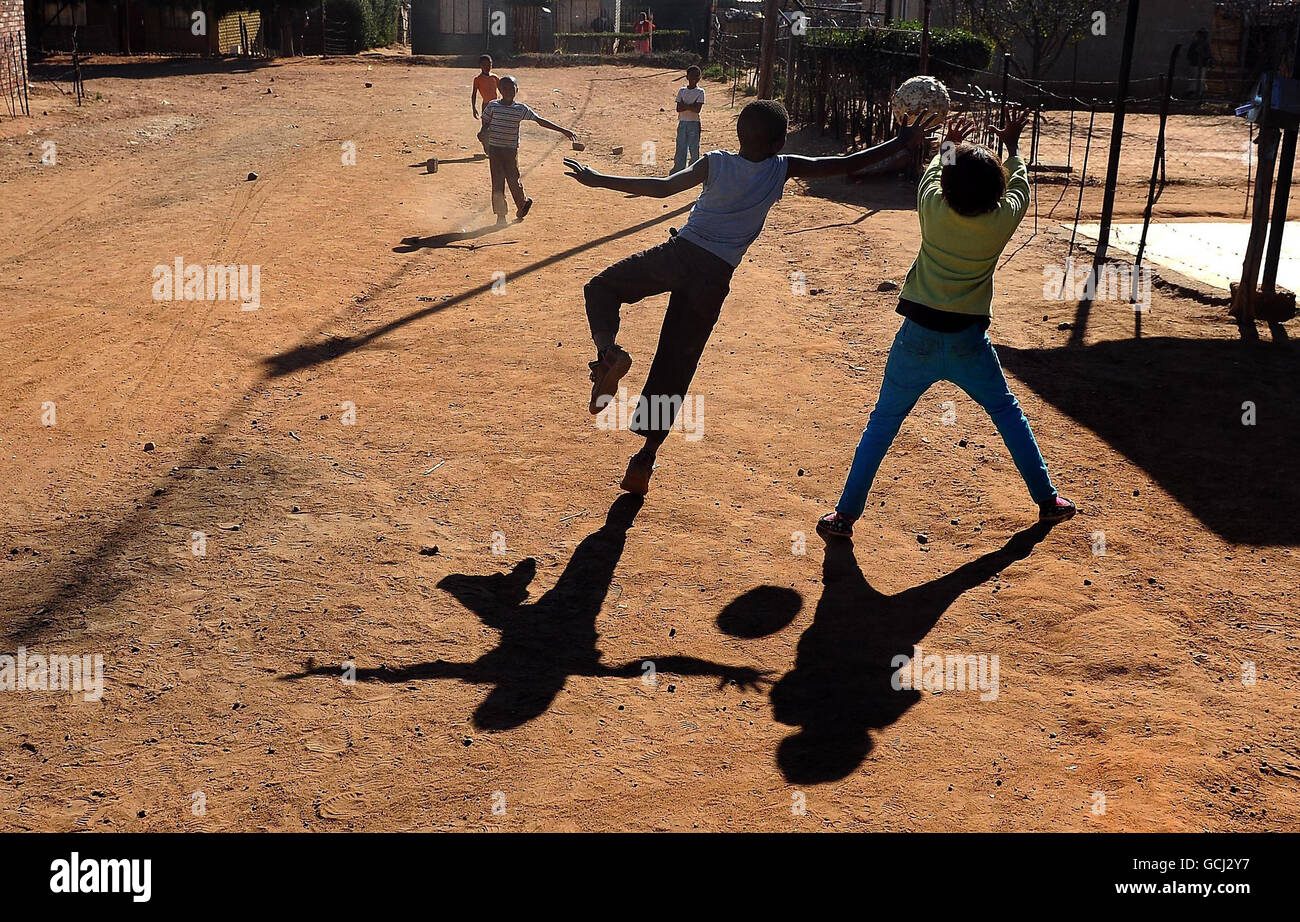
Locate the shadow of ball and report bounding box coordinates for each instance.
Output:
[716,585,802,639]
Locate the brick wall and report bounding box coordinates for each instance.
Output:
[217,11,262,55]
[0,0,26,111]
[0,0,24,63]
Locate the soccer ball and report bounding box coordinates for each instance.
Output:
[891,75,951,125]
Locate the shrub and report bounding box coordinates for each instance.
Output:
[802,22,993,83]
[323,0,401,52]
[555,31,692,55]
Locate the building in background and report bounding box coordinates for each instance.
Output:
[2,0,27,116]
[411,0,567,55]
[925,0,1282,102]
[25,1,264,56]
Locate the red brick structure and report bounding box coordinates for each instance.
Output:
[1,0,27,117]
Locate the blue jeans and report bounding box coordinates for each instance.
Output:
[673,120,701,173]
[836,320,1057,518]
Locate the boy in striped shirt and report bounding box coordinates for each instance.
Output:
[482,76,577,224]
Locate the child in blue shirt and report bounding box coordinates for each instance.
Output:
[564,100,933,496]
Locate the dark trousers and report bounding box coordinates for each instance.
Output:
[488,145,527,216]
[585,235,734,448]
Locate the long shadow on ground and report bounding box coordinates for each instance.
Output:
[263,202,694,377]
[999,335,1300,546]
[283,494,771,730]
[765,525,1051,784]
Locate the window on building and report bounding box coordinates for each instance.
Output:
[440,0,485,35]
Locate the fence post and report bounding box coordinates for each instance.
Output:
[997,53,1010,159]
[920,0,931,75]
[757,0,779,99]
[1092,0,1142,271]
[1260,24,1300,295]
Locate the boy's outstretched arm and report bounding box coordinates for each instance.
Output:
[784,112,937,180]
[535,115,577,141]
[563,156,708,198]
[992,106,1032,222]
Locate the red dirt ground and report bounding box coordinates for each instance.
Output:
[1,57,1296,831]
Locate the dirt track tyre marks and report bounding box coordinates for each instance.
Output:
[0,174,135,265]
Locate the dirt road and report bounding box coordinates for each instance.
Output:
[1,57,1295,831]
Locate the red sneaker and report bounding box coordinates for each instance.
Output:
[1039,495,1077,524]
[816,511,857,540]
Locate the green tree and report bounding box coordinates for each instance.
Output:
[958,0,1123,79]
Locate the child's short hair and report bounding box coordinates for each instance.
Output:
[479,54,492,64]
[686,65,701,78]
[737,100,788,145]
[940,144,1007,216]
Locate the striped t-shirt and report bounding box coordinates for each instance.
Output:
[483,100,537,149]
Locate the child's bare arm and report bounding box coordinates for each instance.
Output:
[564,156,708,198]
[534,116,576,140]
[785,112,935,180]
[992,106,1030,160]
[992,107,1031,221]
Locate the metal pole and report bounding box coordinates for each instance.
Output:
[757,0,779,99]
[1067,42,1078,170]
[1233,75,1280,321]
[1133,44,1181,292]
[1261,126,1295,293]
[997,53,1010,159]
[920,0,931,75]
[784,25,798,111]
[1092,0,1142,270]
[1067,108,1098,263]
[1261,24,1300,293]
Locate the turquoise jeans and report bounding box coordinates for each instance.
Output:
[673,120,701,173]
[836,319,1057,517]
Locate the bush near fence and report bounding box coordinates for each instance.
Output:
[323,0,402,52]
[556,31,691,55]
[514,50,701,68]
[791,23,993,145]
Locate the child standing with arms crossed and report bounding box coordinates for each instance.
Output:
[672,66,705,174]
[565,101,935,495]
[817,109,1075,540]
[482,76,577,224]
[470,54,499,156]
